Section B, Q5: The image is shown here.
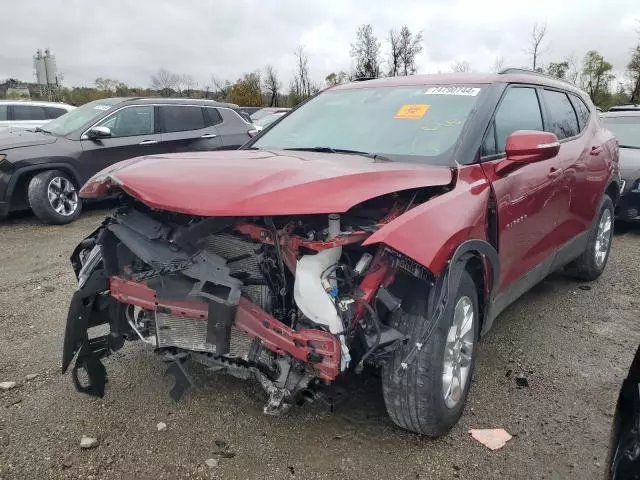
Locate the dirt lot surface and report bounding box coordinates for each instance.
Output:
[1,207,639,480]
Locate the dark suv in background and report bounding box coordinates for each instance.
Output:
[0,98,256,224]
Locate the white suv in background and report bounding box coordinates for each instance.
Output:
[0,100,75,132]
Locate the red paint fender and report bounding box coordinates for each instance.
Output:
[363,165,491,275]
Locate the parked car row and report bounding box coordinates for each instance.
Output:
[61,69,620,438]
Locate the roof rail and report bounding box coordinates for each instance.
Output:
[353,77,375,82]
[498,68,572,85]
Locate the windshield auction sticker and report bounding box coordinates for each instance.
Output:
[424,86,480,96]
[395,104,431,119]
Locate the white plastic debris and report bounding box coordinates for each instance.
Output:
[25,374,38,381]
[0,382,16,390]
[156,422,167,431]
[80,435,99,449]
[469,428,512,450]
[205,458,219,468]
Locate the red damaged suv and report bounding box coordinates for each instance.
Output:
[63,70,619,436]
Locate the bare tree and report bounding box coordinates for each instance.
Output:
[351,24,381,78]
[451,61,471,73]
[211,76,232,100]
[293,45,311,97]
[398,26,423,76]
[151,69,179,96]
[388,29,402,77]
[526,22,548,71]
[180,74,196,97]
[492,57,505,73]
[566,53,580,84]
[263,65,281,106]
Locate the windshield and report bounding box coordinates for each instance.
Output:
[254,112,286,128]
[601,116,640,149]
[44,98,122,136]
[252,85,483,163]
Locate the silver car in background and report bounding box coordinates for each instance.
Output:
[0,100,75,132]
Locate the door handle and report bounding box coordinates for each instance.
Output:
[591,145,602,156]
[139,140,158,145]
[547,167,562,179]
[200,133,217,139]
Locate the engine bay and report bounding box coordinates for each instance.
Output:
[63,187,441,413]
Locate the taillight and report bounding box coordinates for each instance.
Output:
[248,129,258,138]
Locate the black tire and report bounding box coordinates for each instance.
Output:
[565,194,614,281]
[381,270,479,437]
[27,170,82,225]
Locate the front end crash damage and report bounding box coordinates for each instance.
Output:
[63,188,452,414]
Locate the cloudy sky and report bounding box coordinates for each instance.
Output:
[1,0,639,89]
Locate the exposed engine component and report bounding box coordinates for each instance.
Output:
[63,190,435,414]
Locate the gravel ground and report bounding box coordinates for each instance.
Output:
[0,207,639,480]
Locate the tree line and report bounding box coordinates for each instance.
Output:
[3,22,639,110]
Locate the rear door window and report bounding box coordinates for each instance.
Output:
[160,106,206,133]
[12,105,48,121]
[543,90,579,140]
[485,87,544,155]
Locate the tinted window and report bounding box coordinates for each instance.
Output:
[97,105,155,137]
[45,107,68,119]
[569,95,591,131]
[543,90,579,140]
[492,87,543,153]
[13,105,47,121]
[203,107,222,126]
[253,85,483,164]
[0,105,7,121]
[161,106,205,133]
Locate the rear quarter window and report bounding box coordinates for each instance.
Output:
[0,105,7,121]
[569,95,591,131]
[543,90,579,140]
[45,107,69,119]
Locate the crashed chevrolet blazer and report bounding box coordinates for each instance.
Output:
[63,70,619,436]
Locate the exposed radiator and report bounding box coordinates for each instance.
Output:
[155,233,268,359]
[156,314,253,358]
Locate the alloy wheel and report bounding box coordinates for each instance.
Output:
[47,176,78,217]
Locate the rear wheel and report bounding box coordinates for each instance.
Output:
[381,270,479,436]
[28,170,82,224]
[565,194,613,281]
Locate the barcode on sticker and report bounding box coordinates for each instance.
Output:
[425,86,480,96]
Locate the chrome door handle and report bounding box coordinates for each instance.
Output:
[139,140,158,145]
[200,133,217,139]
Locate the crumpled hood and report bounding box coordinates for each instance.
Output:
[81,150,454,216]
[0,129,57,151]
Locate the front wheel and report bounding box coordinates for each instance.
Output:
[28,170,82,225]
[381,270,479,437]
[565,194,614,281]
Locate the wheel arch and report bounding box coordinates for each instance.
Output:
[7,163,82,212]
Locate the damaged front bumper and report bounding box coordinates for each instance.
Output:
[62,214,341,404]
